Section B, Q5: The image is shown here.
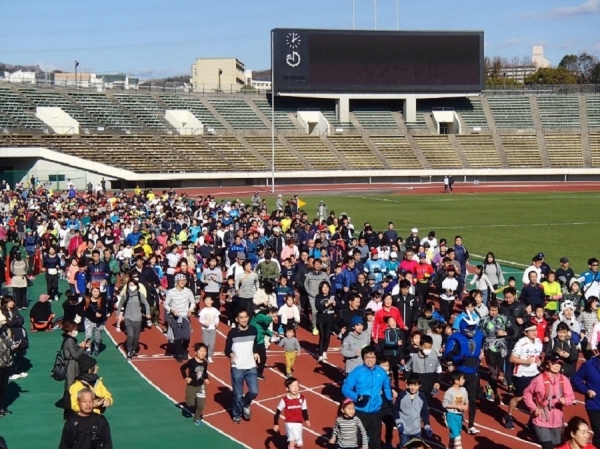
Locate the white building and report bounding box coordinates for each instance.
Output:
[3,70,36,84]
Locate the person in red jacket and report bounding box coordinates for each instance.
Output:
[372,293,404,352]
[555,416,595,449]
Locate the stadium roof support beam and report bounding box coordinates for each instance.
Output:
[403,96,416,124]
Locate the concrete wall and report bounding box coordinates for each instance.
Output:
[36,107,79,134]
[165,110,204,135]
[297,111,329,135]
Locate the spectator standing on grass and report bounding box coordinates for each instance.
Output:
[482,252,504,298]
[341,345,393,449]
[225,308,260,425]
[451,236,468,296]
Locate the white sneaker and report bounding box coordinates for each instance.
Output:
[18,372,28,378]
[467,427,480,435]
[9,374,20,381]
[322,353,328,361]
[317,356,323,362]
[208,357,213,364]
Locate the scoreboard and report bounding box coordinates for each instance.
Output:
[272,29,484,94]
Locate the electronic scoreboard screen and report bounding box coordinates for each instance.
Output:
[272,29,484,94]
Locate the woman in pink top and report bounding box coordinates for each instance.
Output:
[523,355,575,449]
[372,293,404,348]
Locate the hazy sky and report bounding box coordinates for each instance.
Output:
[1,0,598,78]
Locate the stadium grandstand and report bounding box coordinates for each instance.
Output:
[1,28,599,190]
[1,82,600,189]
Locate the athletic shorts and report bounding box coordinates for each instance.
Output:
[285,422,303,446]
[444,412,463,439]
[513,375,536,397]
[533,425,561,445]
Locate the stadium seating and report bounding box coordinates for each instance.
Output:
[67,92,142,130]
[244,136,305,171]
[587,96,600,128]
[157,94,222,129]
[208,98,266,129]
[500,134,543,167]
[203,135,268,171]
[544,134,584,167]
[285,137,345,170]
[369,135,422,169]
[537,96,580,128]
[487,96,534,128]
[448,97,488,129]
[160,136,232,172]
[80,135,159,172]
[412,136,462,168]
[589,135,600,167]
[456,135,502,168]
[404,103,429,130]
[0,87,46,128]
[352,107,399,129]
[327,136,384,169]
[252,98,297,129]
[120,135,192,172]
[112,94,171,131]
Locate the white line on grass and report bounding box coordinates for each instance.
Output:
[433,221,600,231]
[103,327,251,449]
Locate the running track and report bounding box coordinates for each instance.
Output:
[107,181,599,449]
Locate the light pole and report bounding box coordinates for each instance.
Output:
[374,0,377,29]
[352,0,355,29]
[396,0,399,30]
[74,60,79,88]
[270,32,275,193]
[218,69,222,93]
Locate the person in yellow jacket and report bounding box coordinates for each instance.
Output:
[69,354,113,415]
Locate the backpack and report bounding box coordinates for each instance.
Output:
[50,340,69,381]
[537,372,565,408]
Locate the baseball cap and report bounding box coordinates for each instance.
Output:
[536,252,545,259]
[367,273,376,280]
[411,228,418,233]
[390,251,398,259]
[418,252,427,259]
[175,273,187,282]
[236,252,246,260]
[370,248,378,255]
[350,316,364,328]
[524,324,537,332]
[560,257,569,263]
[545,354,564,365]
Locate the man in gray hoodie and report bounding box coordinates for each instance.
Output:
[303,258,330,335]
[341,316,371,374]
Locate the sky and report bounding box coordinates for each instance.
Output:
[1,0,599,79]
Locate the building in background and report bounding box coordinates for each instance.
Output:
[191,57,245,93]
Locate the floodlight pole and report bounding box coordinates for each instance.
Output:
[396,0,399,30]
[352,0,355,29]
[374,0,377,30]
[270,31,275,193]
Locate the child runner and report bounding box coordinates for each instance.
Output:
[531,305,550,344]
[278,294,301,333]
[199,296,220,363]
[394,373,433,447]
[220,275,237,328]
[382,316,403,388]
[180,342,210,426]
[377,357,396,448]
[404,335,441,400]
[329,398,368,449]
[279,326,301,378]
[443,370,468,449]
[273,377,310,449]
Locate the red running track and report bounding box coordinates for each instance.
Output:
[104,308,589,449]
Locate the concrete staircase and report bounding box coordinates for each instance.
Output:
[404,133,432,169]
[277,134,313,170]
[448,134,470,168]
[361,134,392,169]
[200,98,231,130]
[320,136,352,169]
[245,98,272,129]
[529,96,551,168]
[479,95,510,168]
[579,95,592,166]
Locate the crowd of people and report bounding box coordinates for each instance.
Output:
[0,183,598,449]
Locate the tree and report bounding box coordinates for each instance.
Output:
[524,67,577,85]
[558,52,599,83]
[559,54,578,72]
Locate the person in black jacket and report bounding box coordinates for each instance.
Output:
[499,287,526,389]
[546,321,579,378]
[335,294,365,338]
[59,388,113,449]
[1,296,28,379]
[395,280,420,329]
[316,282,337,363]
[29,294,55,332]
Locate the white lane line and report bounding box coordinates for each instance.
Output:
[103,327,251,449]
[207,370,326,441]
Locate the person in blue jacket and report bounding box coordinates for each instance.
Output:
[572,343,600,448]
[341,345,393,449]
[442,314,483,436]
